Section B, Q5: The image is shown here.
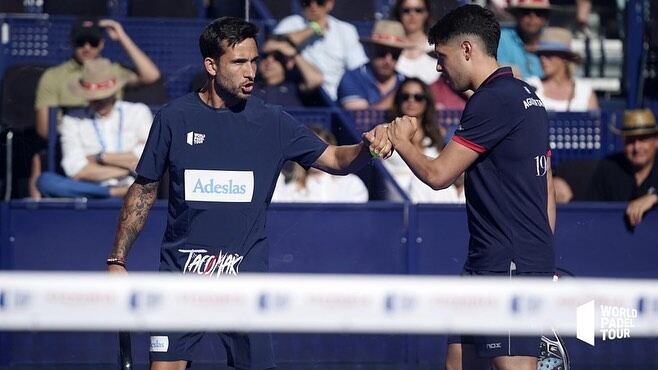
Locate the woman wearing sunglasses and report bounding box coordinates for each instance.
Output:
[390,0,440,85]
[525,27,598,111]
[384,77,465,203]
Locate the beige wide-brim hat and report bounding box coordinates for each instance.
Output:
[69,58,129,101]
[530,27,582,63]
[609,109,658,137]
[508,0,551,11]
[360,20,412,50]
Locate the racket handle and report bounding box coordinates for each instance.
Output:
[118,331,133,370]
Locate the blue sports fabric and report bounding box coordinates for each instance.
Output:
[452,67,554,273]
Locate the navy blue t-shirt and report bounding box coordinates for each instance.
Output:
[452,67,554,273]
[136,94,328,275]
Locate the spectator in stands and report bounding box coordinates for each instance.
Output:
[34,17,160,139]
[272,125,369,202]
[390,0,440,84]
[525,27,598,111]
[586,109,658,226]
[486,0,515,23]
[253,37,324,107]
[273,0,367,101]
[497,0,551,78]
[384,77,465,203]
[336,20,409,110]
[36,59,153,198]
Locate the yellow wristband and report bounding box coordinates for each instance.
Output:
[308,21,323,36]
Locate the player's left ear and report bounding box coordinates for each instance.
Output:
[461,40,472,62]
[203,57,218,77]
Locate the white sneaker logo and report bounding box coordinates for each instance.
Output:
[186,131,206,146]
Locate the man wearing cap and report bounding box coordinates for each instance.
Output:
[273,0,367,101]
[497,0,551,79]
[34,18,160,140]
[336,20,409,110]
[36,58,153,199]
[587,109,658,226]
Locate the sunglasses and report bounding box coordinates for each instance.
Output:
[516,8,549,18]
[401,7,426,15]
[401,93,425,102]
[74,36,101,48]
[301,0,326,7]
[372,46,402,60]
[260,51,288,65]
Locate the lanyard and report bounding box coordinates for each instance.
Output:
[91,106,123,152]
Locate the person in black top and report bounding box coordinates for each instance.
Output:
[587,109,658,226]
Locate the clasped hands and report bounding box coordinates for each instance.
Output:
[363,116,419,159]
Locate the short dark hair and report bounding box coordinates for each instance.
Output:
[199,16,259,60]
[428,5,500,58]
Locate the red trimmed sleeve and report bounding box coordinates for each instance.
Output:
[453,135,487,154]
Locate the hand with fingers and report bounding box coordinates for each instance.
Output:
[98,19,127,42]
[263,39,297,58]
[626,193,658,227]
[387,115,419,147]
[363,124,394,159]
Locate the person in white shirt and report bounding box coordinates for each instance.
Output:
[525,27,598,111]
[273,0,368,101]
[384,77,465,203]
[37,58,152,198]
[272,125,369,203]
[390,0,441,84]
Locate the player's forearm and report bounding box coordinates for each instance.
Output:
[109,177,158,260]
[318,143,370,175]
[395,140,447,190]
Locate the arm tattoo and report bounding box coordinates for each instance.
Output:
[109,176,159,259]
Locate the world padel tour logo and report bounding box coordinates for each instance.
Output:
[576,300,637,346]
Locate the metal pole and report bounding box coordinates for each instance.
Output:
[4,131,12,201]
[245,0,250,21]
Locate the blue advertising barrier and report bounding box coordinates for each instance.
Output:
[0,200,657,369]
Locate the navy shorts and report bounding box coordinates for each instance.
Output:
[152,245,274,369]
[149,331,275,369]
[447,264,554,358]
